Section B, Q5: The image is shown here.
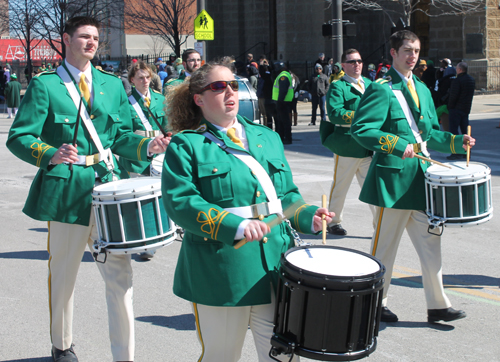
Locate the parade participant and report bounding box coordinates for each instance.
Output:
[119,60,168,176]
[272,63,293,144]
[351,30,475,324]
[162,61,333,361]
[4,73,21,118]
[321,49,375,236]
[162,48,201,94]
[6,16,169,362]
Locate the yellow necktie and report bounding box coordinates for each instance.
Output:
[144,97,151,108]
[407,80,420,108]
[227,127,244,149]
[357,79,364,91]
[79,74,90,105]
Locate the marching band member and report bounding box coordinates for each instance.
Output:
[162,61,333,361]
[6,16,169,362]
[351,30,475,324]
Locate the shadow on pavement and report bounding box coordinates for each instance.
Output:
[380,321,455,331]
[2,358,52,362]
[393,274,499,289]
[0,250,94,262]
[136,313,196,331]
[28,228,48,233]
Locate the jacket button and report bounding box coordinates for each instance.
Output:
[421,160,425,164]
[419,130,423,134]
[251,171,256,175]
[256,191,261,197]
[259,214,264,221]
[212,168,218,173]
[204,237,208,241]
[262,237,268,244]
[64,118,69,122]
[420,116,424,120]
[90,114,95,119]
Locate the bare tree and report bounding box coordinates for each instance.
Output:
[124,0,196,57]
[2,0,45,83]
[35,0,124,59]
[330,0,485,27]
[146,36,169,58]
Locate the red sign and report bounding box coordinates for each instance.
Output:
[0,39,62,62]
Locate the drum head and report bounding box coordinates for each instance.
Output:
[285,246,381,277]
[93,177,161,200]
[151,154,165,176]
[426,161,490,183]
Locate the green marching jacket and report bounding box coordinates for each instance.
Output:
[351,68,465,211]
[321,76,373,158]
[6,66,151,226]
[162,115,319,307]
[118,87,167,175]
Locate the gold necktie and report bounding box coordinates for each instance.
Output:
[79,74,90,105]
[227,127,244,149]
[144,97,151,108]
[407,80,420,109]
[357,79,364,91]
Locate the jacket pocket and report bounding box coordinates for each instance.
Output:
[267,158,290,197]
[389,109,408,134]
[197,162,234,203]
[53,113,77,143]
[375,153,404,170]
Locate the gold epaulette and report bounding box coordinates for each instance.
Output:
[152,89,162,94]
[35,70,56,77]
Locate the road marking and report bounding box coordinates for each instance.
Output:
[392,268,500,306]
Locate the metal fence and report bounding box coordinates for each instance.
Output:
[468,61,500,93]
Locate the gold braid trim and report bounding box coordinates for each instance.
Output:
[137,137,149,161]
[30,142,54,167]
[342,111,355,124]
[379,135,399,154]
[197,208,229,240]
[450,135,456,154]
[293,204,310,233]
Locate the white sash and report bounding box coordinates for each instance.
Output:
[391,87,430,157]
[57,66,114,170]
[202,132,282,214]
[128,94,153,132]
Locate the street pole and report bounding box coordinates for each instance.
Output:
[197,0,206,62]
[331,0,343,63]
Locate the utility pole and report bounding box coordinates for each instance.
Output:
[331,0,343,63]
[197,0,206,62]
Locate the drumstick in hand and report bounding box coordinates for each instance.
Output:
[144,104,168,137]
[414,154,452,169]
[467,125,471,167]
[69,96,83,172]
[322,194,327,245]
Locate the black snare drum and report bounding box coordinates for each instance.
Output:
[270,245,385,361]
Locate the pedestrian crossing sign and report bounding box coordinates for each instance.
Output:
[194,10,214,41]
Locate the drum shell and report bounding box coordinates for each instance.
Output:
[273,245,385,361]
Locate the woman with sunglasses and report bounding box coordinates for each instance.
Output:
[162,61,333,361]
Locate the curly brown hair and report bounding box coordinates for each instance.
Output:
[165,61,233,133]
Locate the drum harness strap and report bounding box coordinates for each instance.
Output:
[129,93,154,132]
[390,83,445,235]
[202,132,308,247]
[57,65,115,173]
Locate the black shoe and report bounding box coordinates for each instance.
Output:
[52,345,78,362]
[283,139,292,145]
[428,307,466,323]
[380,307,398,323]
[327,224,347,236]
[446,154,461,160]
[139,250,155,260]
[308,122,316,126]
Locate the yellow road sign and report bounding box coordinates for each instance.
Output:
[194,10,214,41]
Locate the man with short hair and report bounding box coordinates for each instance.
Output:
[351,30,475,324]
[447,61,475,160]
[321,49,374,236]
[6,16,169,362]
[308,63,329,126]
[163,48,201,94]
[272,63,293,144]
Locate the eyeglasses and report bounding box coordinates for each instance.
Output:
[346,59,363,64]
[186,58,202,63]
[199,80,239,93]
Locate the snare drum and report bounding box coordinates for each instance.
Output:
[92,177,176,254]
[271,245,385,361]
[150,154,165,177]
[425,161,493,227]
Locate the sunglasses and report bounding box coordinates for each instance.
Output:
[199,80,239,93]
[346,59,363,64]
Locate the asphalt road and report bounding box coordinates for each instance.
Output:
[0,96,499,362]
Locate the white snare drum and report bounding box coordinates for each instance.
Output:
[92,177,176,254]
[150,154,165,177]
[425,161,493,227]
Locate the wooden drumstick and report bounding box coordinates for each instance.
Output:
[69,96,83,172]
[467,125,471,167]
[234,200,301,250]
[414,154,452,169]
[322,194,327,245]
[145,104,169,137]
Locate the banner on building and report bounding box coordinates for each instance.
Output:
[0,39,62,62]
